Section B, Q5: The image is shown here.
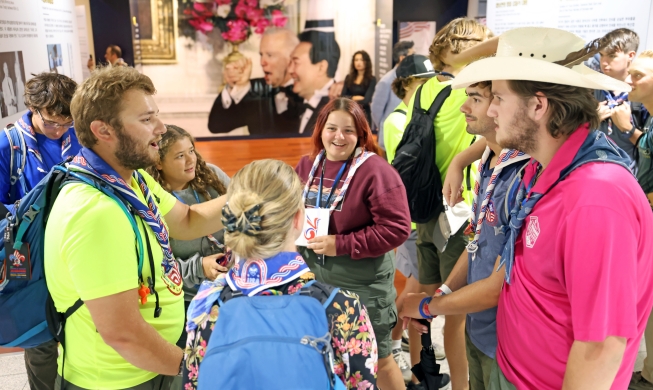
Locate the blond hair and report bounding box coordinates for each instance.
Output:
[640,50,653,59]
[429,18,493,70]
[223,159,304,260]
[71,66,156,147]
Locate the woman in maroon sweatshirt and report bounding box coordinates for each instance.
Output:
[296,97,412,390]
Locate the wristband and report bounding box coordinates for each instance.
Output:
[418,296,434,319]
[436,284,452,296]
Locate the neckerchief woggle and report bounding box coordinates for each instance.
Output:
[186,251,311,331]
[301,147,374,213]
[466,147,530,260]
[497,128,632,284]
[602,90,630,135]
[172,189,223,250]
[14,111,78,176]
[69,148,178,277]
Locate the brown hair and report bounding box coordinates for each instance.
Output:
[429,18,493,70]
[346,50,373,88]
[310,98,380,159]
[71,66,156,147]
[507,80,599,138]
[600,28,639,55]
[146,125,227,200]
[391,76,427,100]
[107,44,122,58]
[24,72,77,118]
[224,159,304,260]
[639,50,653,59]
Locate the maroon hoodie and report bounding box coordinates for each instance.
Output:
[296,153,411,259]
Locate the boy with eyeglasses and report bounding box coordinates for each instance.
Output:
[0,72,81,207]
[0,72,80,390]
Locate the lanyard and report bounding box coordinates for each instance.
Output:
[172,189,200,204]
[316,157,348,209]
[172,188,223,250]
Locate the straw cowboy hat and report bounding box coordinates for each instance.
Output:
[451,27,631,92]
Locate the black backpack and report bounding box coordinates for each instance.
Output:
[392,84,452,223]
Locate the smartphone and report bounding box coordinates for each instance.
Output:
[217,248,234,268]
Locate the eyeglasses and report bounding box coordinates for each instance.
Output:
[36,109,74,130]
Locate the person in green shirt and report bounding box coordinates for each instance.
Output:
[384,54,449,388]
[402,18,493,390]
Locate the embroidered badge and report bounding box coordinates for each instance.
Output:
[525,216,540,248]
[485,200,498,226]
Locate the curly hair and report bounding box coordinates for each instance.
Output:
[428,18,493,71]
[391,76,429,100]
[24,72,77,118]
[146,125,227,200]
[71,65,155,147]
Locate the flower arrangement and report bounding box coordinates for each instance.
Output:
[179,0,288,43]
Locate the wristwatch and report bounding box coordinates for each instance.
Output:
[622,124,637,137]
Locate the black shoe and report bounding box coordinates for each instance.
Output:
[405,374,451,390]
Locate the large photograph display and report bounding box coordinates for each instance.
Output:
[166,0,376,139]
[486,0,652,49]
[0,0,83,122]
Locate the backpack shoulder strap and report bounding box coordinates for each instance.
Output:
[393,108,407,115]
[218,279,340,309]
[426,85,453,120]
[4,124,27,201]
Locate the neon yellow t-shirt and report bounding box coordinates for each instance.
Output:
[383,101,409,165]
[404,77,476,204]
[44,169,184,389]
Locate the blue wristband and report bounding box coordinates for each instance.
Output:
[418,296,433,319]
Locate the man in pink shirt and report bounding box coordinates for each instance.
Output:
[446,27,653,390]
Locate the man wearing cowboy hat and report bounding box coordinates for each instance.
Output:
[447,27,653,390]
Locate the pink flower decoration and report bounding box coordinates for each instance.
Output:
[215,0,231,4]
[234,1,249,18]
[189,18,214,33]
[358,324,368,333]
[246,7,264,22]
[254,18,269,34]
[193,2,213,16]
[245,0,258,7]
[271,10,287,27]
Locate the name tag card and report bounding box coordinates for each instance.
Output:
[295,208,330,247]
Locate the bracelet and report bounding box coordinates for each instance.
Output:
[437,284,452,296]
[418,296,434,319]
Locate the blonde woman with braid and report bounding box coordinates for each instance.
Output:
[147,124,230,348]
[182,159,378,390]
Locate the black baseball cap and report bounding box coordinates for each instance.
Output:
[396,54,436,79]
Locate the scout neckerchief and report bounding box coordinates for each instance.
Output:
[465,147,530,260]
[172,188,223,251]
[225,252,310,296]
[15,111,77,175]
[498,129,632,284]
[69,148,179,288]
[301,147,374,213]
[602,90,629,135]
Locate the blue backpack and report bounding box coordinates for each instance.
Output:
[198,281,347,390]
[4,123,29,203]
[0,164,145,348]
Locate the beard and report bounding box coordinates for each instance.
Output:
[114,127,158,170]
[466,115,496,137]
[496,105,539,154]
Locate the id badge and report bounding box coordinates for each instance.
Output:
[4,227,31,280]
[295,208,330,247]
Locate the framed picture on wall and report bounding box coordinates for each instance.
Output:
[131,0,178,64]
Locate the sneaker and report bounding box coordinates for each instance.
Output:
[433,342,446,360]
[393,348,413,383]
[402,329,410,352]
[630,372,653,390]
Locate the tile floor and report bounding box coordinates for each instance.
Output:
[0,315,645,390]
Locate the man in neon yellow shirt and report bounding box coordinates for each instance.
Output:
[44,66,228,389]
[402,18,493,390]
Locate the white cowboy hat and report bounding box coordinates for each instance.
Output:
[451,27,631,92]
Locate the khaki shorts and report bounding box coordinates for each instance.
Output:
[488,359,517,390]
[299,248,398,359]
[416,217,469,285]
[466,330,495,390]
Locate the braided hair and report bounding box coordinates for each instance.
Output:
[147,125,227,200]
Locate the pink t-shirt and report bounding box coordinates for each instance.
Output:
[496,128,653,389]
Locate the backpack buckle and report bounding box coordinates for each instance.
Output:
[23,206,40,223]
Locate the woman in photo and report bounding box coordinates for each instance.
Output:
[341,51,377,125]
